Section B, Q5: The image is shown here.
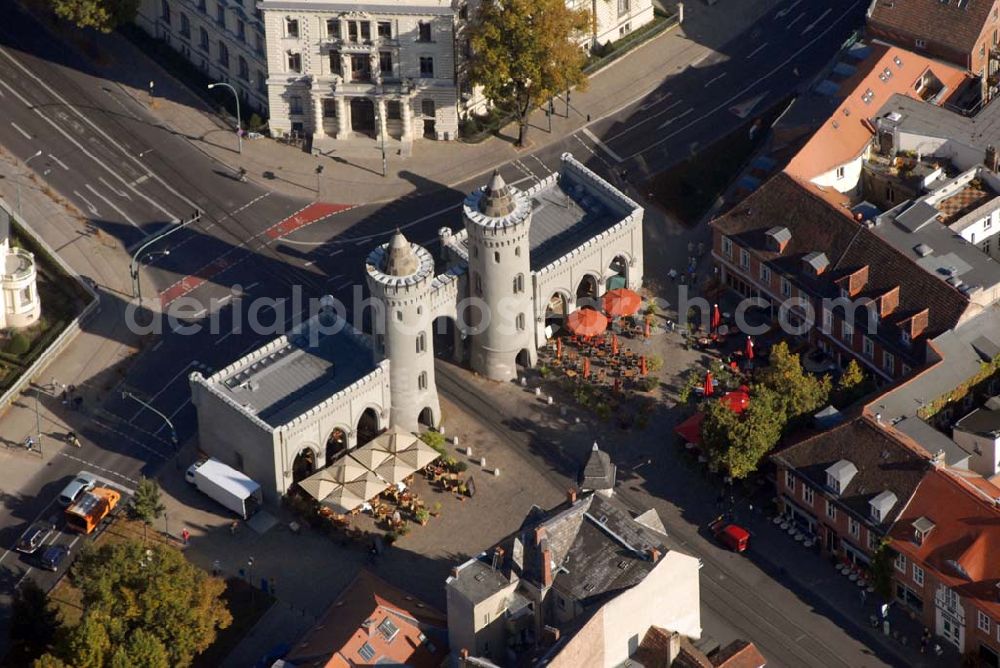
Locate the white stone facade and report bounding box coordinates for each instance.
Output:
[570,0,655,49]
[136,0,269,112]
[260,0,461,150]
[190,153,643,501]
[0,203,40,330]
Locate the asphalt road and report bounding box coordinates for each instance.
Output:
[0,0,874,663]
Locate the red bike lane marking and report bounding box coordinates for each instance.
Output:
[159,202,352,306]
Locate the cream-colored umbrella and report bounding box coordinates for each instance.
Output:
[375,456,417,485]
[396,441,441,469]
[349,446,391,471]
[344,469,389,502]
[298,470,342,502]
[369,425,420,455]
[320,484,366,514]
[326,457,368,483]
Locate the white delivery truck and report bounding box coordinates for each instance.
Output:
[185,458,263,519]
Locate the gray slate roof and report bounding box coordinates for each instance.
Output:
[215,317,377,428]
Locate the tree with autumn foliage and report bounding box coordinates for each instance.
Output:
[468,0,591,146]
[754,341,831,427]
[701,386,785,479]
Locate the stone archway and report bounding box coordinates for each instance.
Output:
[356,407,381,446]
[576,275,599,309]
[325,427,348,467]
[607,255,630,290]
[350,97,376,137]
[433,315,466,364]
[544,292,570,333]
[292,448,316,483]
[418,406,435,428]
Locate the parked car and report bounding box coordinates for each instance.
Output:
[38,544,70,572]
[709,516,750,553]
[16,521,55,554]
[58,471,99,507]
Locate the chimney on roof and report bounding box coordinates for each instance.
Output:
[542,625,561,645]
[933,449,947,466]
[855,212,864,222]
[567,488,577,504]
[535,526,547,546]
[986,145,999,172]
[648,547,662,563]
[541,548,554,588]
[451,566,460,578]
[460,648,470,660]
[668,632,683,664]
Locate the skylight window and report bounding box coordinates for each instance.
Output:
[378,617,400,642]
[358,642,376,661]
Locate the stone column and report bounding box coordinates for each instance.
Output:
[335,95,348,139]
[313,94,326,138]
[401,95,413,143]
[376,97,388,141]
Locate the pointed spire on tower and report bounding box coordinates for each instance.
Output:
[384,229,419,276]
[479,169,517,217]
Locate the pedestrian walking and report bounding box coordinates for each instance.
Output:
[230,520,239,536]
[687,241,694,254]
[181,528,190,545]
[60,390,68,406]
[697,242,705,256]
[921,627,931,654]
[859,588,867,606]
[212,559,221,577]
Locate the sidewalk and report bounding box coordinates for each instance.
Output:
[0,150,153,467]
[86,0,783,205]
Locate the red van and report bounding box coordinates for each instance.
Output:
[710,517,749,553]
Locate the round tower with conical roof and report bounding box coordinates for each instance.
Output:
[365,230,441,431]
[463,170,536,381]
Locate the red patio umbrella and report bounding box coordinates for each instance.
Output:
[704,371,715,397]
[640,356,648,377]
[566,309,609,338]
[744,336,754,361]
[643,320,651,338]
[556,337,563,359]
[611,334,619,355]
[602,288,641,317]
[721,390,750,414]
[711,304,722,331]
[583,357,591,379]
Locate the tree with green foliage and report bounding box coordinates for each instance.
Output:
[53,540,231,668]
[131,477,165,541]
[755,341,831,425]
[49,0,140,33]
[33,654,70,668]
[468,0,590,146]
[109,628,170,668]
[9,579,61,662]
[701,387,785,479]
[838,359,865,393]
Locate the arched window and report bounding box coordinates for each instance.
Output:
[416,332,426,353]
[513,273,524,294]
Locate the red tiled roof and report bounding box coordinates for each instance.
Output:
[785,44,968,181]
[868,0,997,57]
[889,468,1000,617]
[285,569,448,668]
[712,640,768,668]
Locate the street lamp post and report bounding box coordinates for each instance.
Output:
[131,250,169,304]
[377,102,387,178]
[248,555,256,602]
[18,150,43,216]
[207,83,243,154]
[121,391,179,449]
[33,388,42,457]
[130,210,201,301]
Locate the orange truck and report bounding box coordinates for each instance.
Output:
[65,487,121,534]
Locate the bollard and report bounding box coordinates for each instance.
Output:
[452,435,460,446]
[493,468,501,476]
[480,456,487,467]
[535,387,541,397]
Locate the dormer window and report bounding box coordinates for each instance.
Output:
[825,459,858,494]
[869,490,897,523]
[901,329,911,346]
[912,516,935,545]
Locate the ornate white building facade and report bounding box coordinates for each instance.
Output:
[0,202,41,330]
[190,153,643,501]
[136,0,270,112]
[259,0,462,151]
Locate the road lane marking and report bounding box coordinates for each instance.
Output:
[638,92,672,111]
[72,189,100,216]
[628,0,863,161]
[85,183,140,228]
[704,73,727,88]
[0,46,195,218]
[802,8,831,35]
[658,108,694,129]
[10,122,31,140]
[776,0,802,18]
[747,42,768,59]
[581,127,624,163]
[787,13,805,28]
[98,176,131,199]
[691,51,713,67]
[48,153,69,170]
